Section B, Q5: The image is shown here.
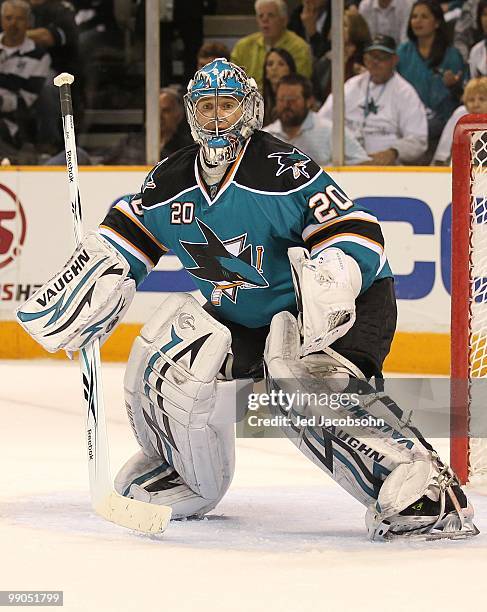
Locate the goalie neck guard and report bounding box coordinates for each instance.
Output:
[184,58,264,166]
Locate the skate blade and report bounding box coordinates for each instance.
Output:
[384,523,480,542]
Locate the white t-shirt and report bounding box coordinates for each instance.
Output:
[318,71,428,162]
[469,40,487,78]
[432,105,468,164]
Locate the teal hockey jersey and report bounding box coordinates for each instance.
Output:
[99,131,392,328]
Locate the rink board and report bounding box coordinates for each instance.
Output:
[0,166,452,373]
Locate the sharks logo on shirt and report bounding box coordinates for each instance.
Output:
[268,148,311,179]
[361,98,381,117]
[180,219,268,305]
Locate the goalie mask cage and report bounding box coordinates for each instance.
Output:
[451,113,487,485]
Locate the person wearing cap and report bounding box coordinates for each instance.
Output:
[318,34,428,165]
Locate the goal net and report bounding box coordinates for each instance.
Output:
[451,114,487,485]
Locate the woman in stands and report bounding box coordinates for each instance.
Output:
[397,0,466,159]
[262,48,297,126]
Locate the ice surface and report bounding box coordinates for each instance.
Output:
[2,360,487,612]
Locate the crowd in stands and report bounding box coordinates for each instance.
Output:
[1,0,487,166]
[232,0,487,165]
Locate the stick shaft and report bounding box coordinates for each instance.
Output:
[55,75,113,501]
[53,75,171,532]
[57,82,82,245]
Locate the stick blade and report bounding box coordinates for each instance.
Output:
[94,491,172,534]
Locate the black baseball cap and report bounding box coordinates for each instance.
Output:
[364,35,397,55]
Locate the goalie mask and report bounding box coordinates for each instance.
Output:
[184,58,264,165]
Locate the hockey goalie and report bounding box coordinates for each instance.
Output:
[16,59,478,540]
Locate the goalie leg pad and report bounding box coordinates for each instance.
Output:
[16,231,135,353]
[114,450,227,519]
[117,293,237,517]
[264,311,478,538]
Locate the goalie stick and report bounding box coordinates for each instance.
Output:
[53,73,172,533]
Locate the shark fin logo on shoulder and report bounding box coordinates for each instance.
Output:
[268,148,311,180]
[180,218,268,306]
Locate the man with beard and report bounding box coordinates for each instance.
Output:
[264,73,369,166]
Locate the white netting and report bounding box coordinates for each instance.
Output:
[466,131,487,482]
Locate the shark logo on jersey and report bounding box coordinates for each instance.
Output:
[180,218,268,305]
[268,148,311,179]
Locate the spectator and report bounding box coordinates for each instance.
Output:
[262,47,296,126]
[231,0,312,92]
[0,0,50,162]
[28,0,80,75]
[72,1,120,65]
[312,9,371,104]
[197,41,231,69]
[105,87,192,165]
[432,76,487,164]
[27,0,81,153]
[468,0,487,77]
[454,0,481,61]
[288,0,331,60]
[397,0,466,154]
[72,0,118,41]
[359,0,415,45]
[159,88,192,157]
[288,1,372,66]
[319,34,428,165]
[263,73,370,166]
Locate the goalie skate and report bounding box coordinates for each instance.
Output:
[366,482,479,541]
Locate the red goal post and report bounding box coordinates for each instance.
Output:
[451,113,487,485]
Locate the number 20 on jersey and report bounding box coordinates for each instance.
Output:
[309,185,353,223]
